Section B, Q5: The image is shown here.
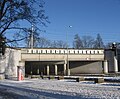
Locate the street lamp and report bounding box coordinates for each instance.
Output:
[111,42,120,73]
[29,24,34,49]
[111,42,117,56]
[66,26,72,76]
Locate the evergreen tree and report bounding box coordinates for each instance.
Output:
[73,34,83,49]
[94,33,104,48]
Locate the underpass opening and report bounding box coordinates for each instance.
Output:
[25,61,45,76]
[25,61,64,76]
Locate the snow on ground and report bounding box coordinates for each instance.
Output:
[0,77,120,99]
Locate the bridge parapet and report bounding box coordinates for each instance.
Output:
[21,48,104,55]
[21,48,104,61]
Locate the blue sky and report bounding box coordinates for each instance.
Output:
[40,0,120,46]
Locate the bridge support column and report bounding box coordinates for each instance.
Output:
[114,56,118,73]
[104,60,108,74]
[47,65,49,75]
[66,60,70,76]
[55,65,57,75]
[64,62,67,75]
[30,65,32,75]
[37,66,39,75]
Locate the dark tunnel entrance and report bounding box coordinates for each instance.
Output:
[25,61,64,76]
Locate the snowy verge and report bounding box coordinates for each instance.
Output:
[0,78,120,98]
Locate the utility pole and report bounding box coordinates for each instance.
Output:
[30,24,34,49]
[66,26,72,76]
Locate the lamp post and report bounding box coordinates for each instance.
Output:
[29,24,34,49]
[66,26,72,76]
[111,42,120,73]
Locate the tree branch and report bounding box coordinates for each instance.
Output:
[0,19,13,35]
[0,0,6,20]
[1,5,10,20]
[6,37,27,43]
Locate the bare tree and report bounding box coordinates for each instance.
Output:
[82,36,95,48]
[73,34,83,49]
[94,33,104,48]
[0,0,49,46]
[37,37,51,48]
[51,40,67,48]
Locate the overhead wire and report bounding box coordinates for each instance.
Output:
[38,27,120,44]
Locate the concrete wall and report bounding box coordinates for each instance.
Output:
[0,55,6,79]
[70,61,103,74]
[105,50,114,73]
[0,48,21,78]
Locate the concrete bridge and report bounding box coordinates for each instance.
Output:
[21,48,104,61]
[1,48,119,79]
[20,48,105,76]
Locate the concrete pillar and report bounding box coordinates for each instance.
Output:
[44,67,45,75]
[64,63,67,75]
[67,69,70,76]
[30,65,32,75]
[114,56,118,73]
[37,66,39,75]
[55,65,57,75]
[104,60,108,74]
[47,65,49,75]
[67,61,70,76]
